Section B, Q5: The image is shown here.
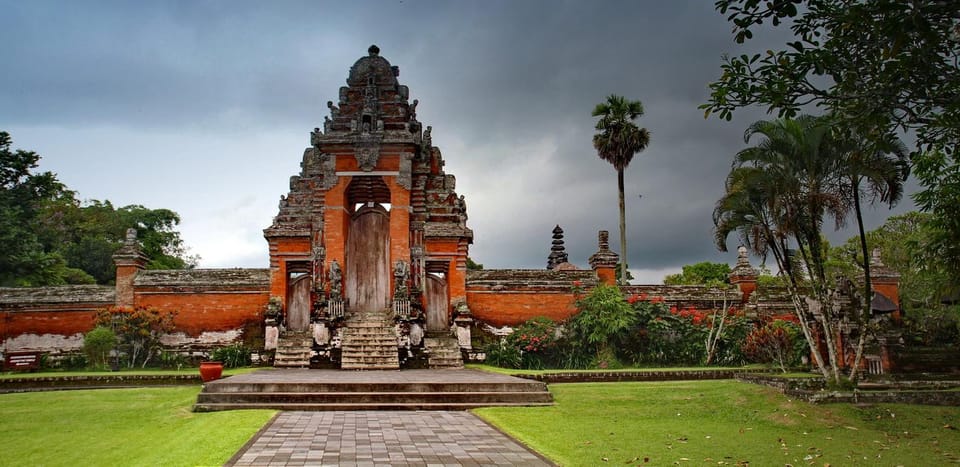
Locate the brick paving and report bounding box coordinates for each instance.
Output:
[227,410,554,466]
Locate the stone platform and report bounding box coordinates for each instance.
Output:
[194,368,553,412]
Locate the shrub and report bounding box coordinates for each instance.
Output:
[95,306,176,368]
[83,326,117,369]
[742,320,803,372]
[568,284,637,360]
[484,339,521,369]
[210,344,252,368]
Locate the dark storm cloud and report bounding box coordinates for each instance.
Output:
[0,1,918,280]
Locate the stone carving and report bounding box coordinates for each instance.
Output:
[327,100,340,119]
[320,153,338,189]
[422,126,432,157]
[397,152,413,189]
[409,322,424,346]
[393,260,410,299]
[328,260,342,300]
[455,195,468,225]
[410,99,418,121]
[313,322,330,346]
[355,145,380,171]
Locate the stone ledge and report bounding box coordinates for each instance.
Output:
[0,374,202,393]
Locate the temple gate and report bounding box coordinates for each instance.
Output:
[263,45,473,369]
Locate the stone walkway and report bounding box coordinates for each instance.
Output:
[227,410,554,466]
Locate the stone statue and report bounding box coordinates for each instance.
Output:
[423,126,432,150]
[327,100,339,118]
[456,195,468,224]
[410,99,418,121]
[409,322,424,346]
[328,260,342,299]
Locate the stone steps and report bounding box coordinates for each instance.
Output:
[274,331,313,368]
[192,369,554,412]
[196,391,552,404]
[424,336,464,369]
[341,309,400,370]
[194,401,554,412]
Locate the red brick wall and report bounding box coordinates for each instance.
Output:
[466,289,578,327]
[134,289,269,336]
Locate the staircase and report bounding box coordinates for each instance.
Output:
[273,330,313,368]
[193,368,554,412]
[424,336,464,369]
[341,309,400,370]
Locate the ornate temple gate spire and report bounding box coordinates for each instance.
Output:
[264,45,472,369]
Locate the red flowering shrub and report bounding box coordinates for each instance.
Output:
[508,316,558,353]
[742,320,800,372]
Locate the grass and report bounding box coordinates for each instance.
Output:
[475,380,960,466]
[0,366,268,379]
[465,363,762,375]
[0,386,275,466]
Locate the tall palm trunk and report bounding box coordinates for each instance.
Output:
[848,181,870,382]
[618,168,627,284]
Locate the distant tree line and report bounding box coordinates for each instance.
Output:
[0,130,196,287]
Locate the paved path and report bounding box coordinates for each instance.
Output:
[227,411,554,466]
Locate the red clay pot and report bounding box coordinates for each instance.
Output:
[199,361,224,382]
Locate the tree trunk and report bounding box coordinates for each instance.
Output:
[617,168,628,284]
[849,181,870,382]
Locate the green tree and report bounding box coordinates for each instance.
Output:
[569,284,637,365]
[702,0,960,287]
[663,261,732,286]
[0,131,85,286]
[592,95,650,284]
[614,262,634,284]
[714,115,850,384]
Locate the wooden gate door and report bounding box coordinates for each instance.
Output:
[286,275,312,332]
[425,274,448,332]
[346,205,390,311]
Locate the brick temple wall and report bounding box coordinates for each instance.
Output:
[465,269,598,326]
[0,285,114,354]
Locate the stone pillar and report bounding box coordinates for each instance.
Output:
[728,246,759,303]
[588,230,619,286]
[112,228,148,308]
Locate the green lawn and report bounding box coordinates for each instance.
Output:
[475,381,960,466]
[466,363,762,375]
[0,386,275,466]
[0,366,267,379]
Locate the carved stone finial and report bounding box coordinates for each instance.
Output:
[368,44,380,56]
[598,230,610,251]
[730,244,758,279]
[124,228,137,245]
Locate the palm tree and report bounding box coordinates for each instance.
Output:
[714,115,847,382]
[832,126,909,379]
[592,95,650,284]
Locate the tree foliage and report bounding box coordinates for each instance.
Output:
[714,115,906,383]
[0,130,196,286]
[663,261,732,286]
[592,95,651,284]
[95,306,176,368]
[703,0,960,284]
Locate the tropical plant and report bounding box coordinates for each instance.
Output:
[210,344,252,368]
[592,95,650,284]
[714,115,853,384]
[95,306,176,368]
[82,326,117,369]
[702,0,960,290]
[568,284,638,361]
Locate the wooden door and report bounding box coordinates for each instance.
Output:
[345,205,390,311]
[287,274,311,332]
[425,274,448,332]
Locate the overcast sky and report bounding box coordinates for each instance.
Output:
[0,1,919,283]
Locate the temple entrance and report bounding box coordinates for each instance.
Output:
[345,204,391,311]
[425,273,448,332]
[286,273,312,332]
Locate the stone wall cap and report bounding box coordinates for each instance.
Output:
[134,268,271,287]
[0,285,116,305]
